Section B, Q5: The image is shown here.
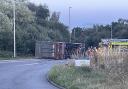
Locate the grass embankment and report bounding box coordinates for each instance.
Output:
[48,65,107,89]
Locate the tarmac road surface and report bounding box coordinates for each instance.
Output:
[0,59,65,89]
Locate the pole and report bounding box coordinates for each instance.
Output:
[69,7,72,43]
[74,28,75,42]
[111,24,112,39]
[13,0,16,58]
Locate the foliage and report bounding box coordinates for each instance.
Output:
[0,0,70,56]
[35,4,50,20]
[72,19,128,49]
[0,51,13,58]
[50,12,60,22]
[49,56,128,89]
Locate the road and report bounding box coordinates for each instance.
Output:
[0,59,65,89]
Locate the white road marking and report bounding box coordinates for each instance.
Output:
[0,61,40,66]
[18,63,40,66]
[0,60,41,64]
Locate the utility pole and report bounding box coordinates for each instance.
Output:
[111,24,113,39]
[13,0,16,58]
[69,6,72,43]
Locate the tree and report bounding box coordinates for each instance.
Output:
[71,19,128,49]
[36,4,50,20]
[27,2,37,12]
[0,12,13,51]
[0,0,70,56]
[71,27,83,43]
[50,12,60,22]
[0,12,12,31]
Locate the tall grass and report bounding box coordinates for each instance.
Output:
[93,47,128,89]
[93,47,128,68]
[49,47,128,89]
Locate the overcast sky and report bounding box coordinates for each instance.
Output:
[29,0,128,27]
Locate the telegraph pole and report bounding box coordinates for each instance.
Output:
[13,0,16,58]
[111,24,113,39]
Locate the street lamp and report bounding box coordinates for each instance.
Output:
[13,0,16,58]
[69,6,72,43]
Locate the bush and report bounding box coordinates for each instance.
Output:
[0,51,13,58]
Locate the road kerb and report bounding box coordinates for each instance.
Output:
[46,72,66,89]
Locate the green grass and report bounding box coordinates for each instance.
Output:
[48,65,106,89]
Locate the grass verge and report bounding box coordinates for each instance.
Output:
[48,65,106,89]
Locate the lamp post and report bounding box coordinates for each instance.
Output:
[13,0,16,58]
[69,6,72,43]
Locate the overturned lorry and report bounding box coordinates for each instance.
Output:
[35,41,84,59]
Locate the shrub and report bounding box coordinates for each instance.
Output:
[0,51,13,58]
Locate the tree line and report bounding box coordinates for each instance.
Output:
[0,0,128,57]
[0,0,70,56]
[71,19,128,49]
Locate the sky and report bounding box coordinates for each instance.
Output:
[29,0,128,28]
